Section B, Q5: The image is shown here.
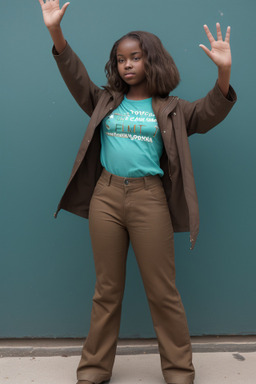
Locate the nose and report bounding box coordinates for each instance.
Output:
[124,60,133,69]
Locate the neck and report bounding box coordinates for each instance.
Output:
[126,85,152,100]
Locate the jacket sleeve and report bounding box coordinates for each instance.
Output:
[52,42,104,117]
[179,80,237,136]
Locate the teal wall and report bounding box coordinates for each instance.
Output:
[1,0,255,338]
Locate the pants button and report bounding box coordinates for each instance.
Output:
[124,179,129,185]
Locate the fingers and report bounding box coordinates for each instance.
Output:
[216,22,223,41]
[225,26,231,43]
[60,2,70,16]
[199,44,212,59]
[38,0,59,4]
[203,24,215,44]
[61,2,70,12]
[203,23,231,44]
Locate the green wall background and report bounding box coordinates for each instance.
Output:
[1,0,255,338]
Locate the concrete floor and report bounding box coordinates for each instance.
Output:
[1,352,256,384]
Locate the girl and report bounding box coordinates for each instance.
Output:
[38,1,237,384]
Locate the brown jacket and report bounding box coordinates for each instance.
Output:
[52,42,237,249]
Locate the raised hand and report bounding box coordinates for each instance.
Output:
[38,0,70,30]
[199,23,232,69]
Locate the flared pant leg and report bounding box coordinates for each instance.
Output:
[76,179,129,383]
[126,184,195,384]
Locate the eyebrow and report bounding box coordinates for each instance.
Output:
[117,51,141,56]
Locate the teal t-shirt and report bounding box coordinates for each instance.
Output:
[100,95,164,177]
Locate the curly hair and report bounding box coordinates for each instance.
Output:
[103,31,180,98]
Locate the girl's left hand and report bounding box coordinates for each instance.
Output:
[199,23,232,69]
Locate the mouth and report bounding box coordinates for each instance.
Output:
[124,73,135,78]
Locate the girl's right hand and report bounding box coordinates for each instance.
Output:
[38,0,70,30]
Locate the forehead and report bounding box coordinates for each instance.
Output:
[116,38,142,55]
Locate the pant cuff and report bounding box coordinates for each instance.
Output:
[163,373,195,384]
[77,372,111,384]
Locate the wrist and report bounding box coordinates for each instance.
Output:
[47,25,61,33]
[218,65,231,73]
[217,67,231,97]
[48,26,66,54]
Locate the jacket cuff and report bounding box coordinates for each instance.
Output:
[214,80,237,104]
[52,40,72,62]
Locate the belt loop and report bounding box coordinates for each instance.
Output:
[107,173,112,186]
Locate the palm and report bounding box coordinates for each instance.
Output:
[200,23,232,68]
[38,0,69,29]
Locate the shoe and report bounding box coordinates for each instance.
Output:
[167,382,194,384]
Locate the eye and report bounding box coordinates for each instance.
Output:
[117,58,124,63]
[133,57,140,61]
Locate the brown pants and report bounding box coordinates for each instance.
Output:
[77,168,195,384]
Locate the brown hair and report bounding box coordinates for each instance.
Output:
[103,31,180,98]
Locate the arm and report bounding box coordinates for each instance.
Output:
[38,0,69,53]
[200,23,232,97]
[181,23,236,135]
[180,81,237,136]
[38,0,103,116]
[52,42,104,116]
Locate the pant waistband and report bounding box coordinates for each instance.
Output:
[101,168,163,190]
